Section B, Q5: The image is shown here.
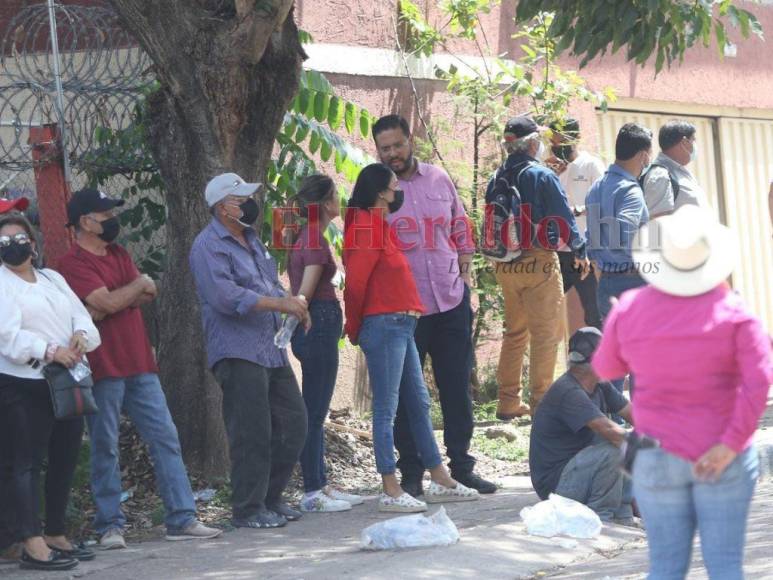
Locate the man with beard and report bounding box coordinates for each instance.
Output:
[371,114,496,497]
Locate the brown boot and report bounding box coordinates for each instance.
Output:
[496,403,531,421]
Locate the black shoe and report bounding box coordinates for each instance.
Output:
[267,503,302,522]
[19,550,78,571]
[401,480,424,498]
[46,542,96,562]
[454,472,497,494]
[232,509,288,529]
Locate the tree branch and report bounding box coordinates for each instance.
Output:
[392,15,448,170]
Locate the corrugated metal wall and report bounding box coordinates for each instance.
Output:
[596,111,722,220]
[596,109,773,332]
[717,118,773,331]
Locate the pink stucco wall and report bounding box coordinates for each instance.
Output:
[297,0,773,113]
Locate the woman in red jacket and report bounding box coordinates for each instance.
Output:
[343,163,478,512]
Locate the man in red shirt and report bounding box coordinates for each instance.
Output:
[58,189,221,549]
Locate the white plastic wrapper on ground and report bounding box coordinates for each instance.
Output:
[519,493,602,539]
[360,506,460,550]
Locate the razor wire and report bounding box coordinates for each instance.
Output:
[0,2,153,174]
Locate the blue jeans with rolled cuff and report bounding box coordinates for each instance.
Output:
[358,313,443,475]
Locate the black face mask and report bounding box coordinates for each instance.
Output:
[388,189,405,214]
[237,198,260,226]
[97,216,121,243]
[0,241,33,266]
[552,145,574,162]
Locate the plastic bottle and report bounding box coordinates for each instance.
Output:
[273,294,305,348]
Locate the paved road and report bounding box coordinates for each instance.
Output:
[2,398,770,580]
[0,477,644,580]
[4,479,772,580]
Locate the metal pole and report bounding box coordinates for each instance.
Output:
[46,0,71,185]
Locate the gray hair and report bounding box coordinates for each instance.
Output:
[502,131,541,156]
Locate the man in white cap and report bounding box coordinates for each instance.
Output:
[529,327,637,526]
[189,173,309,529]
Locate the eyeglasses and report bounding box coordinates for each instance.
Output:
[0,232,31,247]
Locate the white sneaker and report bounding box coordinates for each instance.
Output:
[324,487,364,506]
[378,492,427,513]
[299,491,352,513]
[99,528,126,550]
[424,481,480,503]
[165,521,223,541]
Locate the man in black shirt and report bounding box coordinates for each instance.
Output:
[529,327,635,524]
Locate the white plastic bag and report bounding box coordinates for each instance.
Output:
[360,507,460,550]
[520,494,602,539]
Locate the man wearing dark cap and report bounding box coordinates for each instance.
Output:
[547,118,605,329]
[57,189,221,549]
[529,327,636,525]
[488,115,588,420]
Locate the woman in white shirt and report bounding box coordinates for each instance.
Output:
[0,214,100,572]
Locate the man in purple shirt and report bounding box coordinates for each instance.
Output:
[189,173,309,529]
[373,115,496,496]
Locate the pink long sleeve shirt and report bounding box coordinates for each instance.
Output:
[593,284,772,462]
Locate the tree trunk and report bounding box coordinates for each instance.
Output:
[352,349,371,415]
[108,0,304,479]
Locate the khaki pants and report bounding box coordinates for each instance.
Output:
[494,249,563,414]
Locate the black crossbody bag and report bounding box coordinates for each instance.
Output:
[35,270,99,420]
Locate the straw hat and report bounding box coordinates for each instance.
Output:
[632,205,739,297]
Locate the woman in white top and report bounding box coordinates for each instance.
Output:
[0,214,100,572]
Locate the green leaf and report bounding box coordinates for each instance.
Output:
[344,102,356,134]
[320,139,333,162]
[714,21,727,55]
[309,129,321,154]
[314,91,328,123]
[298,88,311,117]
[327,96,343,130]
[359,109,371,138]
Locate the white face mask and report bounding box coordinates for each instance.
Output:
[536,141,546,160]
[689,142,698,162]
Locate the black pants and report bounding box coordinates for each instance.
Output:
[394,285,476,481]
[213,359,307,519]
[0,374,84,541]
[558,251,602,329]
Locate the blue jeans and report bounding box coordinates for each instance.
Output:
[359,314,443,475]
[291,300,342,493]
[633,445,758,580]
[87,373,196,534]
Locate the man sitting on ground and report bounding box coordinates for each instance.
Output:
[529,327,636,526]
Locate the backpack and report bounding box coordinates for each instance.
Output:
[481,161,536,262]
[639,163,680,203]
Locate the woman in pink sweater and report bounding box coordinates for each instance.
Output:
[593,205,772,580]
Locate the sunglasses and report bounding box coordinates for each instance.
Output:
[0,232,31,247]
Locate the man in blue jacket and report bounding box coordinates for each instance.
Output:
[488,116,588,420]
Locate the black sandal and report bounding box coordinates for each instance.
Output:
[19,550,78,571]
[46,542,96,562]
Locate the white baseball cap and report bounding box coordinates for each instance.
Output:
[205,173,263,207]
